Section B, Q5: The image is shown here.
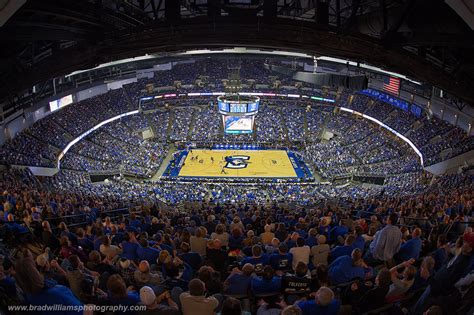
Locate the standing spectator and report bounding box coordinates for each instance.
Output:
[368,214,402,266]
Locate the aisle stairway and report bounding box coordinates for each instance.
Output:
[150,144,177,180]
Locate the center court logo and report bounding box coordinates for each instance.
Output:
[224,155,251,169]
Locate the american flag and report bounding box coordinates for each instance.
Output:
[383,76,400,95]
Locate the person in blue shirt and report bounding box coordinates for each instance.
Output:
[431,234,448,271]
[305,229,318,248]
[352,225,366,252]
[121,232,140,260]
[297,286,341,315]
[136,239,161,265]
[241,245,268,274]
[106,274,140,315]
[329,220,349,244]
[395,228,423,263]
[330,234,355,261]
[269,243,293,273]
[224,263,255,296]
[14,248,82,315]
[329,248,371,285]
[76,228,94,252]
[153,233,173,253]
[178,242,202,271]
[251,265,281,296]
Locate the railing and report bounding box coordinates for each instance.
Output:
[49,207,131,229]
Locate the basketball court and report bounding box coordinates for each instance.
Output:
[177,149,298,178]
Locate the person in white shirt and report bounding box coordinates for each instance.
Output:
[311,235,330,266]
[289,237,311,271]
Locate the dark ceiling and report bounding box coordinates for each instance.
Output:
[0,0,473,105]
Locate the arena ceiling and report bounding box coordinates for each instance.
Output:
[0,0,474,109]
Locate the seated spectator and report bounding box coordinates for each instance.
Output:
[230,217,244,234]
[281,305,302,315]
[264,238,281,255]
[211,224,229,247]
[269,243,293,272]
[220,296,251,315]
[312,263,330,290]
[106,274,140,312]
[190,227,208,256]
[329,220,349,244]
[197,265,223,296]
[330,234,356,261]
[289,238,310,271]
[178,242,202,271]
[411,256,435,292]
[116,258,136,286]
[228,228,244,251]
[206,239,227,273]
[251,266,281,296]
[14,248,82,315]
[66,255,98,301]
[261,225,275,245]
[386,258,417,302]
[395,228,423,263]
[139,285,179,314]
[134,260,160,288]
[121,232,140,260]
[137,239,161,265]
[352,225,365,252]
[224,263,254,296]
[431,234,449,271]
[413,232,474,314]
[76,228,93,252]
[356,268,392,313]
[161,256,193,291]
[41,221,60,251]
[311,235,330,266]
[179,278,219,315]
[282,261,311,298]
[328,248,371,285]
[255,296,284,315]
[305,229,318,248]
[86,250,118,275]
[296,286,340,315]
[241,245,268,274]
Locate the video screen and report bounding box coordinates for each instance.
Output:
[218,100,229,112]
[229,103,247,113]
[49,94,73,112]
[224,116,253,134]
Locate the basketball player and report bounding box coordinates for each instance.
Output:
[211,157,214,163]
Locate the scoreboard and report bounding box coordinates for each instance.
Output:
[218,95,260,134]
[218,95,260,116]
